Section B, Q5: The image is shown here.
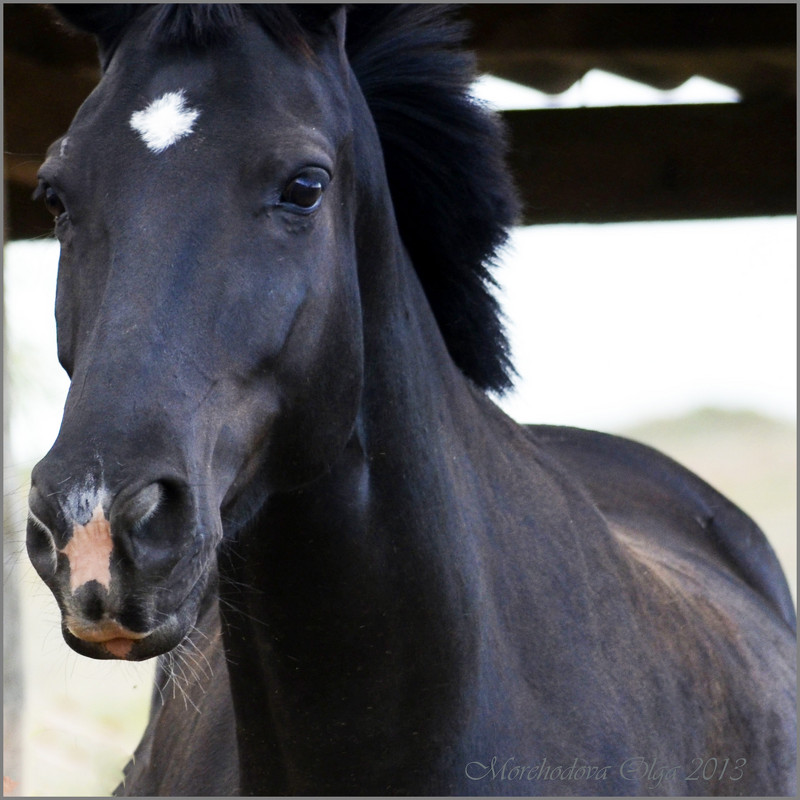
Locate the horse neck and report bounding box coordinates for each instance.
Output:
[218,185,496,793]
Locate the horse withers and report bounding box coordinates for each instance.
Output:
[27,5,795,796]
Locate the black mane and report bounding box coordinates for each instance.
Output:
[54,4,520,392]
[346,6,519,392]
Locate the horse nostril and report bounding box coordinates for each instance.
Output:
[28,483,57,533]
[26,484,58,579]
[110,480,190,565]
[111,481,163,534]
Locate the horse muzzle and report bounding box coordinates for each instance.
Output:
[26,470,218,661]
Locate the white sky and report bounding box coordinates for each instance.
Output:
[495,217,796,428]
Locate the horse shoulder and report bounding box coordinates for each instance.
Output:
[525,424,795,633]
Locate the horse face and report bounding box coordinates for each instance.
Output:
[27,11,363,660]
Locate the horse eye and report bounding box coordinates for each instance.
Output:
[41,185,66,218]
[280,173,327,211]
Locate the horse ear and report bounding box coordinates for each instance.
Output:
[51,4,140,54]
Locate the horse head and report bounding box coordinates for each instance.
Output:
[27,5,365,661]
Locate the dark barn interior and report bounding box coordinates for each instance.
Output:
[4,3,796,240]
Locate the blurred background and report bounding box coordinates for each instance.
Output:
[4,5,795,796]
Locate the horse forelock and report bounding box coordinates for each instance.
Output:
[55,4,318,60]
[144,5,314,54]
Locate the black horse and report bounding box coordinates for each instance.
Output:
[27,5,795,796]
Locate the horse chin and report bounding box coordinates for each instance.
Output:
[63,620,185,661]
[60,572,210,662]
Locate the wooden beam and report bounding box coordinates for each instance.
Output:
[467,4,796,51]
[3,5,795,238]
[505,99,796,225]
[466,4,796,98]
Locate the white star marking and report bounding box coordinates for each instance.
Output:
[129,90,200,154]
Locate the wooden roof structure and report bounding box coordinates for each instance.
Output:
[4,3,796,239]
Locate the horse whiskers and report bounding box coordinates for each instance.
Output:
[219,575,266,597]
[161,647,202,713]
[4,542,34,570]
[185,620,212,643]
[151,667,167,708]
[216,594,269,629]
[178,634,214,682]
